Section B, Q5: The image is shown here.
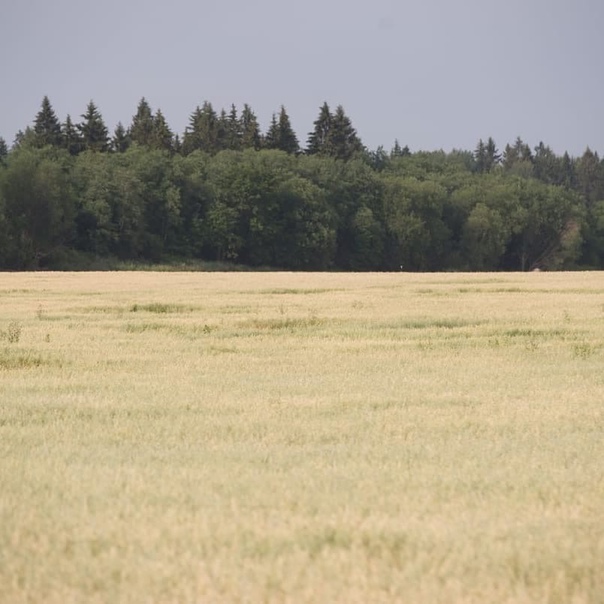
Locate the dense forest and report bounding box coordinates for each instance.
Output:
[0,96,603,271]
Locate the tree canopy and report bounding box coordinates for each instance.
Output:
[0,95,602,271]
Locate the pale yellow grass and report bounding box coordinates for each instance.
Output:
[0,271,603,604]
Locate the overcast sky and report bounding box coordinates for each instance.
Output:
[1,0,602,157]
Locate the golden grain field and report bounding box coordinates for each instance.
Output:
[1,271,603,604]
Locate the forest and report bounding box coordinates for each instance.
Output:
[0,96,603,271]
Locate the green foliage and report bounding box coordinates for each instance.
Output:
[0,137,8,165]
[0,96,601,271]
[77,101,109,152]
[129,98,155,147]
[306,102,332,156]
[62,115,83,155]
[264,106,299,154]
[33,96,62,148]
[240,104,262,151]
[0,147,75,268]
[381,176,450,270]
[474,137,501,174]
[111,122,131,153]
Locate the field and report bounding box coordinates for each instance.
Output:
[1,271,603,603]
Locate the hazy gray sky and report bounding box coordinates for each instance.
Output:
[1,0,602,156]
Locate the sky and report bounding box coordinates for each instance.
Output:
[1,0,603,157]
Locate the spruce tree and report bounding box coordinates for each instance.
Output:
[173,134,182,154]
[264,114,279,149]
[240,104,261,150]
[484,137,501,172]
[559,152,576,189]
[111,122,131,153]
[129,98,155,147]
[0,137,7,165]
[152,109,174,152]
[326,105,362,160]
[502,143,518,170]
[12,127,36,150]
[183,102,219,154]
[77,101,109,152]
[474,138,500,173]
[216,109,228,151]
[62,115,83,155]
[182,106,203,154]
[391,139,403,158]
[33,96,62,147]
[225,104,242,150]
[576,147,602,208]
[533,142,558,184]
[276,106,299,154]
[306,102,332,155]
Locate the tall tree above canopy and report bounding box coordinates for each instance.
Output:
[78,101,109,152]
[264,114,279,150]
[33,96,62,148]
[129,98,155,147]
[503,137,533,178]
[533,142,560,185]
[62,115,82,155]
[559,152,576,189]
[240,104,261,150]
[225,104,242,151]
[0,137,8,164]
[326,105,362,160]
[216,109,229,152]
[183,101,219,154]
[111,122,131,153]
[12,127,36,151]
[264,106,299,154]
[576,147,603,208]
[390,139,410,158]
[306,102,332,155]
[152,109,174,152]
[475,137,501,173]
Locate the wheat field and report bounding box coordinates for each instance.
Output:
[1,271,603,603]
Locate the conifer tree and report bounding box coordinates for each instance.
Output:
[62,115,83,155]
[111,122,131,153]
[275,106,299,154]
[216,109,228,151]
[152,109,174,152]
[474,138,500,173]
[533,142,558,184]
[173,134,182,154]
[240,104,261,150]
[264,114,279,150]
[129,98,155,147]
[33,96,62,147]
[306,102,332,155]
[391,140,403,158]
[326,105,362,160]
[485,137,501,172]
[576,147,602,208]
[183,102,219,154]
[12,127,36,150]
[77,101,109,152]
[502,143,518,169]
[390,140,411,158]
[225,104,242,150]
[559,152,576,189]
[474,139,487,173]
[0,137,7,165]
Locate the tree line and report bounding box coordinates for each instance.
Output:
[0,96,602,271]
